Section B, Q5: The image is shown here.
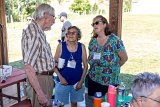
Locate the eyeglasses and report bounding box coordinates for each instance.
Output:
[52,16,56,19]
[141,96,160,103]
[91,21,103,27]
[53,16,56,19]
[49,14,56,19]
[66,31,77,36]
[27,19,32,21]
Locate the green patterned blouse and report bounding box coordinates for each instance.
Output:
[88,33,125,86]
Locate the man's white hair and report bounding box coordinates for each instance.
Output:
[131,72,160,99]
[32,3,55,20]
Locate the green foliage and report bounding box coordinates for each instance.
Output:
[9,60,24,69]
[123,0,132,12]
[11,10,21,22]
[21,1,38,18]
[69,0,91,15]
[98,0,104,4]
[57,0,64,4]
[5,0,50,22]
[5,0,11,22]
[92,3,99,14]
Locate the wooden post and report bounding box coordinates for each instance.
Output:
[109,0,123,38]
[0,0,8,65]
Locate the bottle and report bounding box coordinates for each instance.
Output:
[118,82,125,103]
[102,94,106,102]
[20,84,25,97]
[107,85,116,107]
[94,92,102,107]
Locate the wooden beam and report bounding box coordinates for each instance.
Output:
[0,0,8,65]
[109,0,123,38]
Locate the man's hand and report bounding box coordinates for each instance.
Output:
[24,65,49,106]
[37,94,48,107]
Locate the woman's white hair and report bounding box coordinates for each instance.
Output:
[131,72,160,99]
[32,3,55,20]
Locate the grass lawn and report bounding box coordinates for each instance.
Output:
[7,13,160,92]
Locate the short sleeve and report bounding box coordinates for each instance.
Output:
[22,24,40,66]
[116,39,125,52]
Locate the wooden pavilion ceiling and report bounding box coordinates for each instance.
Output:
[0,0,123,65]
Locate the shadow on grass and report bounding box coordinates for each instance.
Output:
[9,60,24,69]
[120,73,136,94]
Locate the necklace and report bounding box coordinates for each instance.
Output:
[66,42,78,52]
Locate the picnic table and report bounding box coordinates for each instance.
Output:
[0,68,27,107]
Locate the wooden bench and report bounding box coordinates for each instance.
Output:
[10,99,32,107]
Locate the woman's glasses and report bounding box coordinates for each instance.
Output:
[91,21,103,27]
[66,31,77,36]
[141,96,160,103]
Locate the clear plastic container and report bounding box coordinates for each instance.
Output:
[118,82,125,103]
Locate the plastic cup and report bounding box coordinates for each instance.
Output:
[94,97,102,107]
[101,102,110,107]
[58,58,65,69]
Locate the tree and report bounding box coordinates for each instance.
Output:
[5,0,11,22]
[92,3,98,14]
[123,0,132,12]
[57,0,64,4]
[69,0,91,15]
[5,0,50,22]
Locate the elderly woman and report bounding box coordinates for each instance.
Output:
[54,26,88,107]
[22,4,55,107]
[130,72,160,107]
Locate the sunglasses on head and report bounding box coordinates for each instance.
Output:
[66,31,77,36]
[91,21,103,27]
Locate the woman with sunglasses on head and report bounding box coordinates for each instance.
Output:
[53,26,88,107]
[130,72,160,107]
[86,15,128,105]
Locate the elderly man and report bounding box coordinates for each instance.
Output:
[21,4,56,107]
[130,72,160,107]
